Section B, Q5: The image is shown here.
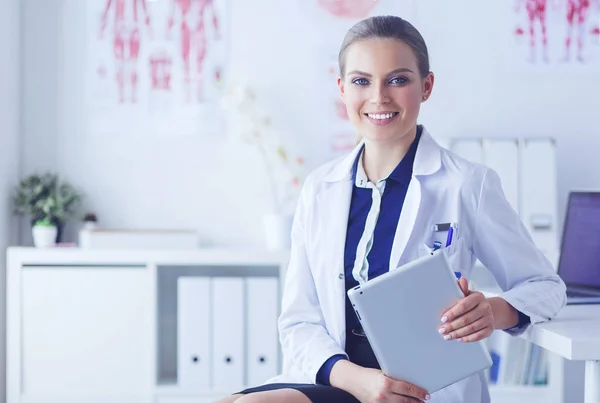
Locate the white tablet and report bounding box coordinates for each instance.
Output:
[346,251,493,394]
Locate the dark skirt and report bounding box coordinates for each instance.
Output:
[235,334,378,403]
[235,382,359,402]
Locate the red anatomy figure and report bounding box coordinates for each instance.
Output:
[516,0,550,63]
[100,0,152,103]
[150,51,173,91]
[563,0,600,62]
[317,0,377,19]
[168,0,220,103]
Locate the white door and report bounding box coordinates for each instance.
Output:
[21,266,153,400]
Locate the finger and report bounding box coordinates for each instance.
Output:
[458,277,469,296]
[456,326,493,343]
[439,302,490,337]
[444,315,493,341]
[390,380,430,402]
[440,292,484,325]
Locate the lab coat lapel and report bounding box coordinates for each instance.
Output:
[389,178,422,272]
[318,143,363,344]
[316,178,353,343]
[389,128,442,271]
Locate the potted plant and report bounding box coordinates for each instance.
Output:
[81,213,98,230]
[31,217,58,248]
[12,172,84,245]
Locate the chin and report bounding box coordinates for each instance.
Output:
[362,127,403,143]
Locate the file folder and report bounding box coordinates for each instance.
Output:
[483,139,520,214]
[177,277,210,389]
[246,277,280,387]
[212,277,245,392]
[520,138,558,255]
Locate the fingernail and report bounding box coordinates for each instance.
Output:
[438,327,446,334]
[457,338,462,342]
[425,394,431,400]
[441,316,448,323]
[444,334,451,340]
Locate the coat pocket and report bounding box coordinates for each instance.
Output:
[418,236,468,275]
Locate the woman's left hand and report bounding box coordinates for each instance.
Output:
[437,277,495,342]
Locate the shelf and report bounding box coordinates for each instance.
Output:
[489,384,557,403]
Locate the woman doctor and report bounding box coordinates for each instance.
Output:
[215,15,566,403]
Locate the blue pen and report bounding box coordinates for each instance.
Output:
[445,226,454,247]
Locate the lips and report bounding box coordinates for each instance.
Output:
[364,111,399,126]
[364,112,399,120]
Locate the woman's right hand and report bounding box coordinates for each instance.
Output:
[353,367,430,403]
[330,361,430,403]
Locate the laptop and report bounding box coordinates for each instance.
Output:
[346,251,492,393]
[557,191,600,304]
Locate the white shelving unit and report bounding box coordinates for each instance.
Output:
[476,264,564,403]
[448,136,563,403]
[6,247,289,403]
[487,346,564,403]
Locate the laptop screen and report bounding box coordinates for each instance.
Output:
[558,192,600,289]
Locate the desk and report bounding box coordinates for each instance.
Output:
[524,304,600,403]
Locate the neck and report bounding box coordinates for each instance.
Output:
[362,125,417,183]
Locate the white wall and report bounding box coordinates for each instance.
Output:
[22,0,324,246]
[20,0,600,248]
[0,0,21,400]
[416,0,600,230]
[15,1,599,401]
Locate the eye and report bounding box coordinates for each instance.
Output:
[389,76,408,85]
[352,77,369,86]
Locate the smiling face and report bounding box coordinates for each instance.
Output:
[338,38,434,145]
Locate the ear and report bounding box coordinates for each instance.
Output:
[337,76,345,101]
[422,72,435,101]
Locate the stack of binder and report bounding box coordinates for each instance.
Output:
[449,137,558,257]
[177,276,280,393]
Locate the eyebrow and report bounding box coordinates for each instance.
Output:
[346,67,414,77]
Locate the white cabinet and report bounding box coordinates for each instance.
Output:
[21,266,153,400]
[7,248,287,403]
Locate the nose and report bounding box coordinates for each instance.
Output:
[369,83,390,105]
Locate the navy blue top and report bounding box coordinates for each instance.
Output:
[315,126,530,386]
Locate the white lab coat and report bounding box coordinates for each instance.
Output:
[267,127,566,403]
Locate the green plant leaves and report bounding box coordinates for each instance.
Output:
[12,172,83,223]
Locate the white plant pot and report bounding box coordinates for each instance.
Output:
[262,213,293,251]
[32,226,57,248]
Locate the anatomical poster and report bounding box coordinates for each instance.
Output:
[511,0,600,69]
[302,0,418,162]
[85,0,230,137]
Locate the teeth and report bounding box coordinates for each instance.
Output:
[367,113,396,120]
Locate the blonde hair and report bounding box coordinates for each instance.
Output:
[338,15,430,79]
